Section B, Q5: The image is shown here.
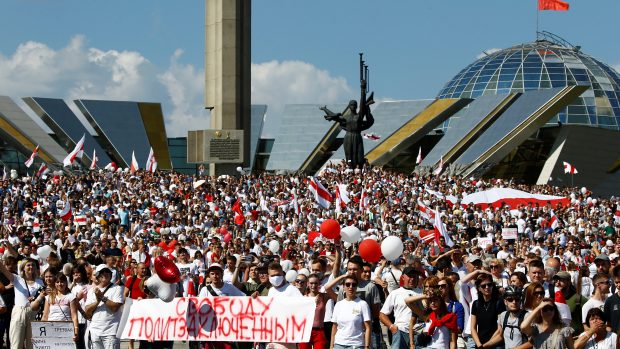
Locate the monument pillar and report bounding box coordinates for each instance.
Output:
[204,0,251,175]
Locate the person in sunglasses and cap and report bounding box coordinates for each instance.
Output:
[84,265,124,349]
[481,286,529,349]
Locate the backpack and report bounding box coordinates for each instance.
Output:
[501,310,528,345]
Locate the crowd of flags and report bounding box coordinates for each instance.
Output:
[21,133,157,174]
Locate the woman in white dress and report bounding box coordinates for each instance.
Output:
[42,274,79,342]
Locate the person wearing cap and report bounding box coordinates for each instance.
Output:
[593,254,611,277]
[379,267,422,349]
[582,273,610,332]
[553,271,588,333]
[197,263,244,297]
[481,286,528,349]
[84,264,124,349]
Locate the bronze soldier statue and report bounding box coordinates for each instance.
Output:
[321,54,375,169]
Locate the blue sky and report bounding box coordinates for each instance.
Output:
[1,0,618,136]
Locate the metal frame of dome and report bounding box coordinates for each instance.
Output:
[437,32,620,130]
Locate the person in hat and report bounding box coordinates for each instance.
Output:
[553,271,588,333]
[379,267,422,349]
[593,254,611,278]
[84,265,124,349]
[482,286,529,349]
[197,263,244,297]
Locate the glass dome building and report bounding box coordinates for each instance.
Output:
[437,32,620,130]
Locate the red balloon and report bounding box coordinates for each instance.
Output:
[156,227,161,234]
[158,241,168,249]
[308,231,320,247]
[320,219,341,240]
[275,224,281,232]
[154,256,181,283]
[359,239,382,263]
[223,233,232,243]
[219,226,228,235]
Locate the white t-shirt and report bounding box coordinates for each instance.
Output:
[13,274,44,307]
[268,283,303,297]
[46,293,76,321]
[380,287,419,332]
[423,321,451,349]
[71,283,92,324]
[85,284,124,336]
[198,283,245,297]
[582,298,606,324]
[577,331,617,349]
[331,298,371,347]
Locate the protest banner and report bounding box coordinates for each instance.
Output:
[31,321,74,349]
[121,296,316,343]
[502,228,518,240]
[477,237,493,249]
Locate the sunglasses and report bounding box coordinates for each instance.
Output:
[505,297,519,303]
[438,284,448,289]
[542,306,555,312]
[533,291,545,297]
[490,265,500,269]
[344,282,357,288]
[295,279,306,284]
[479,283,493,289]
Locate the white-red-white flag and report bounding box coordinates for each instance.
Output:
[433,156,443,175]
[130,151,139,174]
[63,134,85,166]
[89,149,98,170]
[614,204,620,225]
[308,177,332,209]
[24,145,39,168]
[36,163,48,177]
[104,162,118,172]
[418,199,436,222]
[433,206,454,247]
[59,200,72,221]
[563,161,578,174]
[416,147,423,165]
[362,133,381,141]
[554,289,572,323]
[550,209,560,230]
[2,166,6,181]
[145,147,157,173]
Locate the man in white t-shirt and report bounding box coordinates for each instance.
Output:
[198,264,245,297]
[175,248,197,296]
[85,265,124,349]
[582,273,610,331]
[267,262,302,297]
[379,267,422,349]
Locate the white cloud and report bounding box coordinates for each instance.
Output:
[0,36,354,138]
[476,48,502,59]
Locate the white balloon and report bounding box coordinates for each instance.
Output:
[298,268,310,277]
[569,193,576,199]
[269,240,280,254]
[146,274,177,302]
[381,236,404,261]
[586,197,593,204]
[37,245,53,260]
[341,226,362,243]
[285,270,298,283]
[343,241,352,249]
[592,199,597,205]
[581,187,587,194]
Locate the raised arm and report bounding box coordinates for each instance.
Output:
[331,242,342,278]
[404,294,429,321]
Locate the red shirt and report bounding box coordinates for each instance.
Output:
[125,276,147,299]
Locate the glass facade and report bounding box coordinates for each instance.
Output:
[437,40,620,130]
[75,100,153,168]
[167,137,197,175]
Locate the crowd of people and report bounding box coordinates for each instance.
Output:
[0,162,619,349]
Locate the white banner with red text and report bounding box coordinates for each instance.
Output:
[120,296,316,343]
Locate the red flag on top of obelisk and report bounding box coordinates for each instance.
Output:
[538,0,569,11]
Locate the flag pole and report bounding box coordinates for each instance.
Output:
[536,0,540,38]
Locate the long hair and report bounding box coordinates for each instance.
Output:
[49,274,70,305]
[438,276,458,302]
[475,273,500,301]
[535,297,563,328]
[523,282,544,310]
[19,258,40,280]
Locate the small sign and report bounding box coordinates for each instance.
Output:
[31,322,74,349]
[502,228,518,240]
[187,130,244,164]
[477,237,493,249]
